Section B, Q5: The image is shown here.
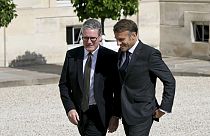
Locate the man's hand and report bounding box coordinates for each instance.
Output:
[67,109,80,125]
[153,109,165,119]
[107,116,119,133]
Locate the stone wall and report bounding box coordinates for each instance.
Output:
[160,1,210,59]
[0,0,138,67]
[2,0,210,67]
[139,0,210,59]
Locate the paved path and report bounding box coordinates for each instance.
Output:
[0,56,210,135]
[0,76,210,136]
[0,57,210,88]
[0,64,61,88]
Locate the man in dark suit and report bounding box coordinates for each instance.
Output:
[113,19,176,136]
[59,19,121,136]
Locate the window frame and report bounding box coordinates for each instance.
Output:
[192,21,209,43]
[66,26,82,45]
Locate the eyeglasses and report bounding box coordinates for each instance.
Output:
[82,36,99,42]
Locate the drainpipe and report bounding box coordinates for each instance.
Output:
[49,0,51,8]
[137,4,140,39]
[4,27,6,67]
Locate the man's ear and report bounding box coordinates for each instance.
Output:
[99,35,103,42]
[131,32,137,40]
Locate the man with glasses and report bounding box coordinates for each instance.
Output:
[59,19,121,136]
[82,36,99,42]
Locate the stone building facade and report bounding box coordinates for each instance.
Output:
[0,0,210,67]
[139,0,210,60]
[0,0,130,67]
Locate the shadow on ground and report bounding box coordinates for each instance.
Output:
[14,64,63,75]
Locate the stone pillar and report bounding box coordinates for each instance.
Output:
[138,0,160,49]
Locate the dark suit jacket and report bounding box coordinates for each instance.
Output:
[119,41,176,125]
[59,45,121,128]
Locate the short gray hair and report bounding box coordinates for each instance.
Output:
[82,19,102,36]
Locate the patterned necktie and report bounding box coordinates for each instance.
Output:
[81,52,92,112]
[119,51,130,81]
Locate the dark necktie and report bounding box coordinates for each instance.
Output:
[81,52,92,112]
[119,51,130,81]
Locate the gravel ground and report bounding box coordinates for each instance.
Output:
[0,76,210,136]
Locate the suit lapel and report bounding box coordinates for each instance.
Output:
[77,48,84,92]
[117,50,122,68]
[93,46,103,96]
[117,50,124,83]
[125,41,143,79]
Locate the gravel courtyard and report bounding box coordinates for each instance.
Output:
[0,76,210,136]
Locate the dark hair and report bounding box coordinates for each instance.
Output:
[113,19,138,34]
[82,18,102,35]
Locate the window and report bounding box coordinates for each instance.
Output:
[56,0,71,7]
[193,22,209,42]
[66,26,82,45]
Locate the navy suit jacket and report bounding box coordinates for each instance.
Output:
[119,41,176,125]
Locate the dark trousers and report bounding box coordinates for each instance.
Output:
[78,105,106,136]
[122,116,153,136]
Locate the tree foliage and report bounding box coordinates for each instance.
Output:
[70,0,139,34]
[0,0,17,28]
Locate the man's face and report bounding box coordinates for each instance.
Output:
[114,31,136,52]
[82,28,101,53]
